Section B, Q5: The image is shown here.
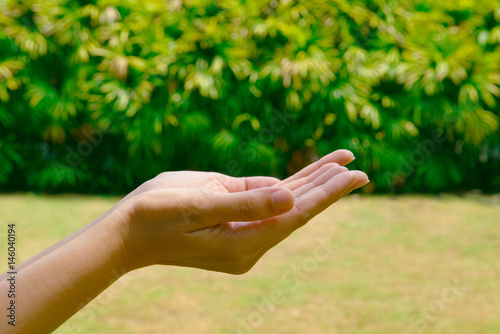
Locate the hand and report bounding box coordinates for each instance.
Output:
[114,150,369,274]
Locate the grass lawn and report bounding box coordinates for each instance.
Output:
[1,193,499,334]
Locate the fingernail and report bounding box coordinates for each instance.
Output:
[343,178,369,197]
[353,178,369,188]
[272,189,293,212]
[343,154,355,164]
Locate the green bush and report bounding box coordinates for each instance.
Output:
[1,0,499,193]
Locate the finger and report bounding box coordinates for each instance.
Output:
[295,170,369,220]
[281,162,341,192]
[293,165,349,198]
[274,149,355,187]
[228,171,368,249]
[201,187,295,225]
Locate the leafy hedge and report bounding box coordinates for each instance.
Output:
[1,0,499,193]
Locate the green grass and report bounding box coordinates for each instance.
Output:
[1,193,500,334]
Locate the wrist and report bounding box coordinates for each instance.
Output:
[104,204,150,273]
[98,208,137,274]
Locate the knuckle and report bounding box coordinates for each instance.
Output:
[296,216,308,229]
[129,192,152,220]
[296,209,312,229]
[192,190,209,209]
[238,196,260,220]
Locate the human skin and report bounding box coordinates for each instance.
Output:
[0,149,368,333]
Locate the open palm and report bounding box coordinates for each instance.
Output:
[122,150,369,273]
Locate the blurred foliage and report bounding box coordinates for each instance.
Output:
[0,0,499,193]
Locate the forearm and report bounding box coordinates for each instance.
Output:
[0,211,129,333]
[0,191,141,279]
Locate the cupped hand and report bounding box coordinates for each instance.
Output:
[115,150,369,274]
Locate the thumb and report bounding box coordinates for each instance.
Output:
[206,187,295,224]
